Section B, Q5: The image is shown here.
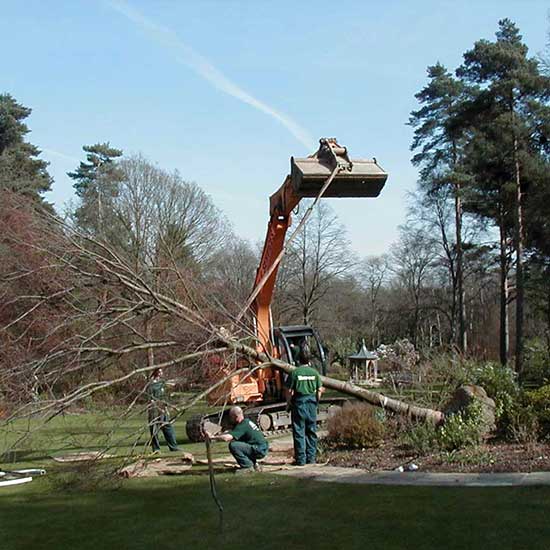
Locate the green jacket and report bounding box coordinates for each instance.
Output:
[147,379,169,421]
[289,365,322,396]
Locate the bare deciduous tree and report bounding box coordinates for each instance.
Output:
[276,202,354,325]
[112,154,229,269]
[390,227,438,346]
[358,255,389,348]
[207,238,259,312]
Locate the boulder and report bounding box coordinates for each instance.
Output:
[443,384,496,437]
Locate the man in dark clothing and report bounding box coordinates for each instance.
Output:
[287,345,323,466]
[209,406,269,473]
[147,368,180,453]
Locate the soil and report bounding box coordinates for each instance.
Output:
[324,438,550,473]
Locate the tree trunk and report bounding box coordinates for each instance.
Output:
[513,134,525,375]
[499,215,510,366]
[145,315,155,367]
[455,183,467,353]
[225,337,444,425]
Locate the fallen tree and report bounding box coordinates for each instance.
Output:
[212,337,445,425]
[1,207,444,460]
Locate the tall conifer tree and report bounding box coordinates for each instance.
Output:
[457,19,550,373]
[0,93,52,202]
[409,63,468,351]
[68,142,123,236]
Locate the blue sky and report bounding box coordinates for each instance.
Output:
[2,1,548,256]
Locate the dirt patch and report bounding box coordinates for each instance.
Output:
[324,439,550,473]
[119,453,195,478]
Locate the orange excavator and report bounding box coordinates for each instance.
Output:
[186,139,387,441]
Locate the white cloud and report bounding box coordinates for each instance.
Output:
[107,0,315,151]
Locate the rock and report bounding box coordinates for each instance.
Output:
[443,384,496,437]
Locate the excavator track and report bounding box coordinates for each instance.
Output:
[185,397,349,442]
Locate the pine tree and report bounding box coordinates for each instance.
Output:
[458,100,516,365]
[457,19,550,373]
[0,93,52,202]
[68,142,123,236]
[409,63,468,351]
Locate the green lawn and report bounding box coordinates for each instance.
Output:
[2,474,550,549]
[2,410,550,549]
[1,400,217,465]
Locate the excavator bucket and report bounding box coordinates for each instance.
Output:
[291,138,387,198]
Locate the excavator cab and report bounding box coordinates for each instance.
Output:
[274,326,327,375]
[290,138,387,199]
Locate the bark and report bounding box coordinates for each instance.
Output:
[145,315,155,368]
[513,133,525,375]
[455,183,467,353]
[499,214,510,366]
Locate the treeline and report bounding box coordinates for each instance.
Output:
[0,19,549,401]
[277,20,550,378]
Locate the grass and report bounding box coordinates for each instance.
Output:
[1,399,219,466]
[2,474,550,549]
[2,408,550,549]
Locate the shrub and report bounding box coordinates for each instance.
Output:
[441,447,494,467]
[403,421,439,456]
[326,402,385,449]
[466,362,519,421]
[327,361,349,381]
[403,403,486,455]
[438,402,484,451]
[506,402,539,444]
[525,384,550,436]
[523,339,550,387]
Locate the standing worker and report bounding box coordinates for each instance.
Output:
[287,344,323,466]
[147,368,180,453]
[208,406,269,474]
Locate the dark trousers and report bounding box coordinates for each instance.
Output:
[291,394,318,465]
[149,411,179,451]
[229,441,268,469]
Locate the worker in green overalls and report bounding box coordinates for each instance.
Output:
[287,344,324,466]
[209,406,269,474]
[147,368,180,453]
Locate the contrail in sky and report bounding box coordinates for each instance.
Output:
[42,148,80,164]
[107,0,315,151]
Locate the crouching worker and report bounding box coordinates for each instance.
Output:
[209,406,268,474]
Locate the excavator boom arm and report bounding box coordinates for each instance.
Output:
[253,176,300,353]
[251,139,388,355]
